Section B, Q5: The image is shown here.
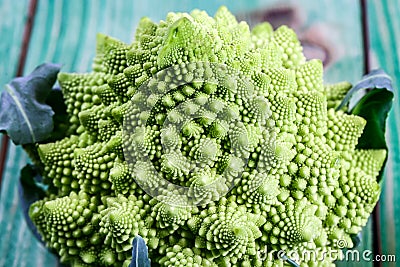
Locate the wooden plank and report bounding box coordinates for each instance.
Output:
[0,1,59,266]
[0,0,30,180]
[0,0,29,85]
[368,1,400,266]
[0,0,370,266]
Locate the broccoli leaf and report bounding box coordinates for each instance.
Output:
[338,69,394,182]
[350,232,362,249]
[0,63,61,145]
[129,235,151,267]
[351,88,393,149]
[336,69,393,111]
[18,164,47,244]
[279,253,300,267]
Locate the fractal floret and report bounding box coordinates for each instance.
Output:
[28,6,385,267]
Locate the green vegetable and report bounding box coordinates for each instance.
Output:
[1,6,393,267]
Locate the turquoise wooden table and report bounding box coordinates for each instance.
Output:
[0,0,398,266]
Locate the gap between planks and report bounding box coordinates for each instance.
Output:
[0,0,38,186]
[360,0,383,266]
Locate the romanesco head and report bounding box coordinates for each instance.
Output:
[29,6,383,267]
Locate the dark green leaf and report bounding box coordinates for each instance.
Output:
[351,89,393,182]
[279,253,300,267]
[0,63,61,145]
[351,89,393,149]
[350,232,362,249]
[338,69,394,182]
[44,87,70,141]
[130,235,151,267]
[18,164,48,244]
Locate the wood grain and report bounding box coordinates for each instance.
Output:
[369,0,400,266]
[0,0,30,183]
[0,1,60,266]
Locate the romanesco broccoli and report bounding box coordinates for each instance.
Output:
[28,6,385,267]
